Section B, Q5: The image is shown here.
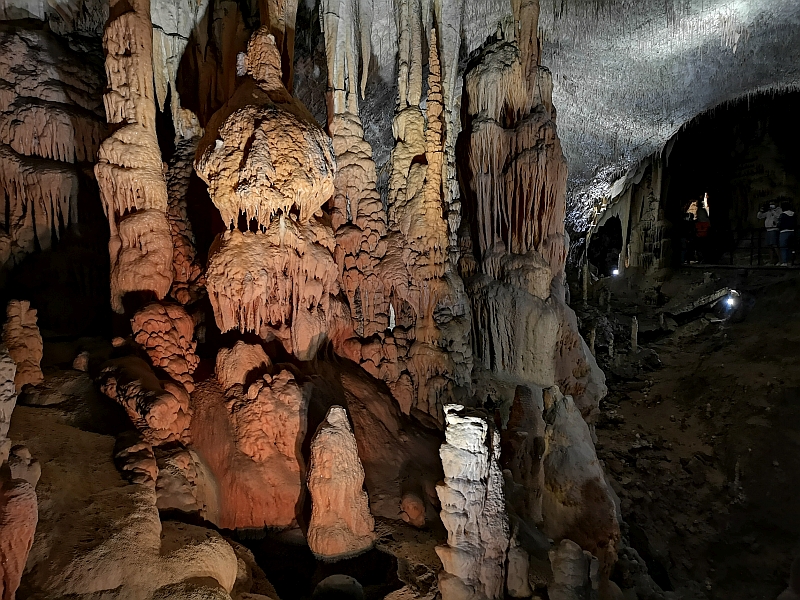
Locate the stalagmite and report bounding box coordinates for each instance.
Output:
[631,316,638,353]
[189,369,308,529]
[2,300,43,391]
[94,0,174,313]
[436,404,509,600]
[307,406,375,560]
[99,356,192,445]
[540,387,620,577]
[215,342,271,392]
[131,303,199,393]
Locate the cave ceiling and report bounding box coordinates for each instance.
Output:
[536,0,800,233]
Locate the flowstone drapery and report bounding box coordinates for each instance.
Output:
[198,27,341,360]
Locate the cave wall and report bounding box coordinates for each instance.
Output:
[590,91,800,272]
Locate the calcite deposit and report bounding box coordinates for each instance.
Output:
[99,356,192,444]
[215,342,271,391]
[94,0,174,312]
[0,345,37,600]
[460,0,605,420]
[2,300,43,391]
[436,405,509,600]
[0,26,105,270]
[541,387,620,576]
[189,370,308,530]
[198,28,341,360]
[131,303,199,392]
[0,0,660,595]
[307,406,375,560]
[0,478,37,600]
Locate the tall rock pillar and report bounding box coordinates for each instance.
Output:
[94,0,174,313]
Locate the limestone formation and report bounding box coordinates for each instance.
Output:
[215,341,271,391]
[0,344,36,600]
[190,371,308,530]
[541,387,620,576]
[0,346,16,463]
[131,303,199,392]
[94,0,174,312]
[501,385,547,526]
[323,22,472,424]
[10,405,239,599]
[0,26,105,269]
[307,406,375,560]
[459,0,605,419]
[3,300,43,391]
[548,539,600,600]
[99,356,192,445]
[0,478,37,600]
[205,224,340,360]
[165,110,206,305]
[436,405,509,600]
[198,28,341,360]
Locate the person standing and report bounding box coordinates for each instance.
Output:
[777,200,796,265]
[757,200,782,264]
[695,207,711,263]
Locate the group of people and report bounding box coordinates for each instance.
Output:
[757,199,796,265]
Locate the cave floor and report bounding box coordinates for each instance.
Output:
[588,268,800,600]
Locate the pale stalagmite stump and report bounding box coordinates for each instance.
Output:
[307,406,375,561]
[436,404,509,600]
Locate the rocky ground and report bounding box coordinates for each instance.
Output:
[577,267,800,600]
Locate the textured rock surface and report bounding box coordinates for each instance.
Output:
[307,406,375,560]
[541,387,620,576]
[0,346,16,463]
[132,303,199,392]
[501,385,547,526]
[215,341,271,391]
[435,404,509,600]
[99,356,192,445]
[9,405,238,599]
[198,28,341,360]
[3,300,43,391]
[459,0,605,420]
[94,0,174,312]
[190,371,307,530]
[0,340,36,600]
[0,25,105,270]
[548,539,600,600]
[0,478,37,600]
[205,224,340,360]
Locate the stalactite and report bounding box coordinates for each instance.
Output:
[0,26,105,269]
[198,28,341,361]
[94,0,174,313]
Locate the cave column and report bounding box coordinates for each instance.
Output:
[94,0,174,313]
